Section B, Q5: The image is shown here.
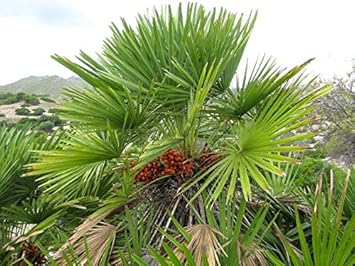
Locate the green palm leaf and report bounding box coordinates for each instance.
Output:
[275,170,355,265]
[52,4,256,110]
[29,130,126,198]
[186,62,331,202]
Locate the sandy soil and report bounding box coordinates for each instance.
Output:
[0,101,57,122]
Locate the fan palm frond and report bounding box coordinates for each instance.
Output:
[59,86,157,133]
[58,222,115,265]
[174,224,224,266]
[29,129,127,199]
[186,67,331,202]
[54,207,113,259]
[53,4,256,110]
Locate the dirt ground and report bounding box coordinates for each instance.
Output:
[0,101,57,123]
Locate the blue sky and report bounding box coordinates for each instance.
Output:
[0,0,354,84]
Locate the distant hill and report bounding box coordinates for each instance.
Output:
[0,75,86,97]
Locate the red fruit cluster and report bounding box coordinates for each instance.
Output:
[134,160,164,183]
[134,149,194,184]
[196,147,220,170]
[181,160,193,178]
[161,149,190,176]
[22,242,46,265]
[133,148,220,184]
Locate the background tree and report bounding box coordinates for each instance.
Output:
[312,76,354,166]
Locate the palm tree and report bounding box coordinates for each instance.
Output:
[18,3,341,265]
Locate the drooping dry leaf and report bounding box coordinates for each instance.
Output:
[54,208,113,264]
[57,222,116,265]
[176,224,225,266]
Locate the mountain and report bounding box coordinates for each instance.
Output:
[0,75,86,97]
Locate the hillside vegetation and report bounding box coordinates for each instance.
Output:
[0,92,64,132]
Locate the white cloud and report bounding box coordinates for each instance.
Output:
[0,0,354,85]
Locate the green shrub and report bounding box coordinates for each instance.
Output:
[295,156,346,188]
[0,92,13,100]
[39,114,62,126]
[37,121,54,132]
[31,108,45,116]
[16,92,26,101]
[15,107,31,116]
[24,95,40,105]
[50,115,62,126]
[0,93,44,106]
[0,113,5,117]
[0,96,17,105]
[38,115,50,122]
[21,103,31,108]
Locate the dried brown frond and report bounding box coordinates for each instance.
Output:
[231,234,268,266]
[57,222,116,265]
[239,242,268,266]
[176,224,225,266]
[54,208,113,262]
